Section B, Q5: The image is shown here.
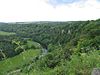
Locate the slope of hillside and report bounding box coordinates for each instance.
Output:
[0,49,41,75]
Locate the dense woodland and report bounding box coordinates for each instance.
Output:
[0,19,100,75]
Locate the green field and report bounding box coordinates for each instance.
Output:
[0,49,41,75]
[0,31,16,36]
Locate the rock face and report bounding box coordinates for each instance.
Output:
[91,68,100,75]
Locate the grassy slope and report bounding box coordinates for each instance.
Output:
[0,31,16,36]
[0,49,41,75]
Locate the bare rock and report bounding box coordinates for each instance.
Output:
[91,68,100,75]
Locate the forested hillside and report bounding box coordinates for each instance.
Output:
[0,19,100,75]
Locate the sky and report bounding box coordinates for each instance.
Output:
[0,0,100,22]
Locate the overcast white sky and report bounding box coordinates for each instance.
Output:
[0,0,100,22]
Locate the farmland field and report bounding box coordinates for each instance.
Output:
[0,31,16,36]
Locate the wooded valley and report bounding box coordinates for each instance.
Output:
[0,19,100,75]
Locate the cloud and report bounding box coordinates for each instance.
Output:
[47,0,81,5]
[97,0,100,2]
[46,0,86,7]
[0,0,100,22]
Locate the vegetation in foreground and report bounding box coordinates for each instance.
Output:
[0,49,41,75]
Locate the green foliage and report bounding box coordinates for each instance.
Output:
[66,50,100,75]
[0,19,100,75]
[26,40,42,49]
[19,50,100,75]
[77,38,92,53]
[0,49,41,75]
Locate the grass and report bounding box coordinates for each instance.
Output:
[0,31,16,36]
[0,49,41,75]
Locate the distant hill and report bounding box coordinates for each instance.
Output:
[0,22,7,25]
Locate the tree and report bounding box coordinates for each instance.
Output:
[12,39,26,52]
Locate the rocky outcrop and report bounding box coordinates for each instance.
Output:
[91,68,100,75]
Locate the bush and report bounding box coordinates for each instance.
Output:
[66,50,100,75]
